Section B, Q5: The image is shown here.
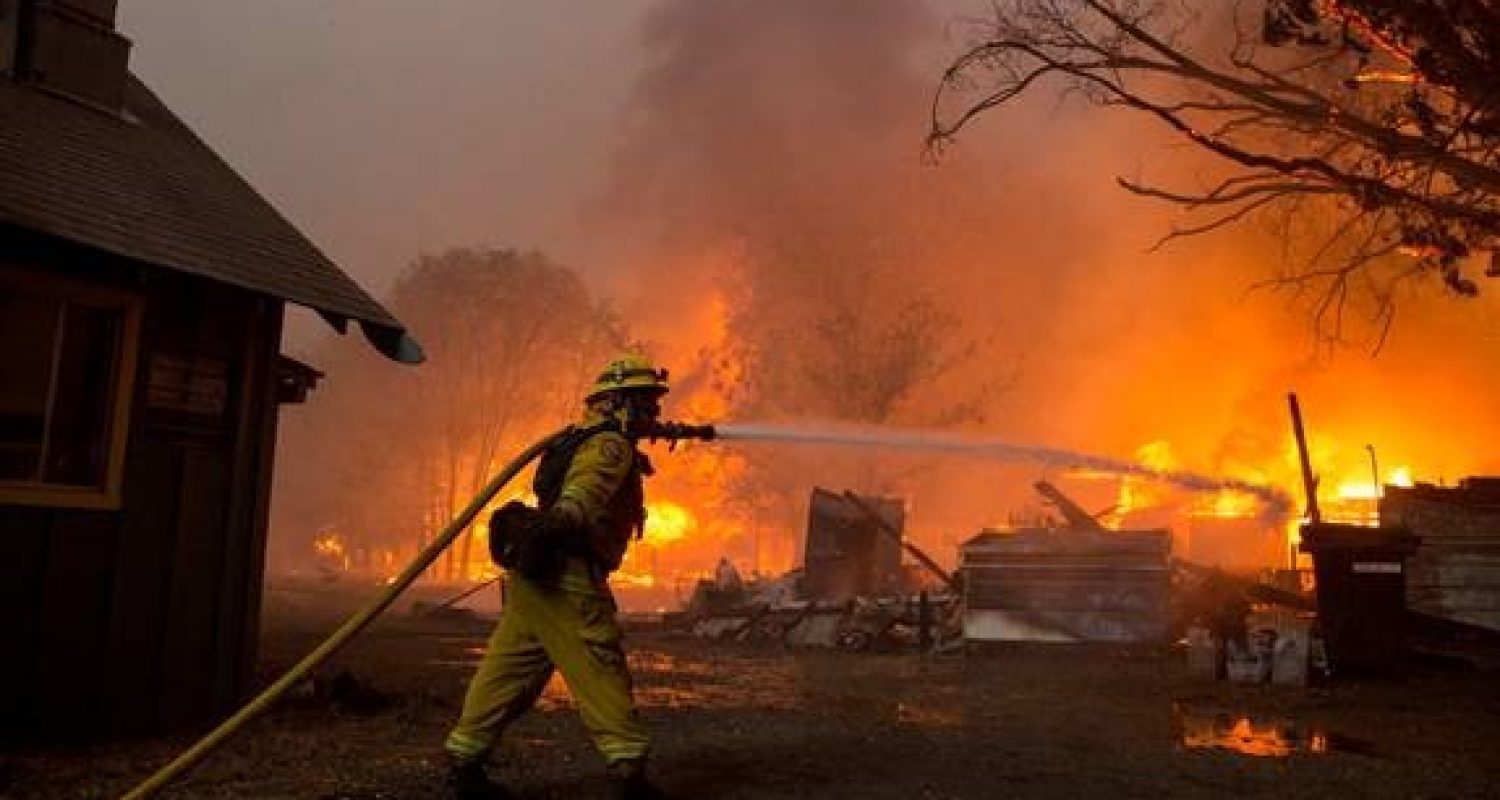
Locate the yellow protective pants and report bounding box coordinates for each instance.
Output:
[445,576,649,765]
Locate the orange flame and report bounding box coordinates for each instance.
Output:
[313,531,351,571]
[644,500,697,547]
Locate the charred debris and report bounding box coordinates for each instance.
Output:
[670,462,1500,684]
[671,480,1252,656]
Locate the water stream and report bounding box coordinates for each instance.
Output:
[713,422,1294,523]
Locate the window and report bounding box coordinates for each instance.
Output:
[0,268,140,508]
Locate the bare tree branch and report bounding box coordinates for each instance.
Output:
[929,0,1500,337]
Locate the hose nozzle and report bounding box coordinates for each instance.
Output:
[647,421,717,448]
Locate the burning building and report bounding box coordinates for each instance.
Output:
[0,0,415,741]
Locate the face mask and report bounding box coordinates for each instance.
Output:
[603,392,661,434]
[626,394,662,421]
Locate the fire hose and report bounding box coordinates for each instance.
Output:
[120,421,715,799]
[119,428,565,799]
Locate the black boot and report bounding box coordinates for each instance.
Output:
[606,758,666,800]
[444,759,514,800]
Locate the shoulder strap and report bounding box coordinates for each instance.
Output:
[532,419,625,508]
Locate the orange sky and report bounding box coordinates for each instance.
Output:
[125,1,1500,582]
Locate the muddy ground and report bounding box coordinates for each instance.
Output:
[6,586,1500,800]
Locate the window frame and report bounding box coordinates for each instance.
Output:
[0,266,142,510]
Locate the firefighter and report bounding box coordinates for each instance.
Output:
[444,353,670,800]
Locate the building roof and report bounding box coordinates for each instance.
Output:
[0,74,421,362]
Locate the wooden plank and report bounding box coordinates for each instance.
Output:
[840,490,956,590]
[0,506,51,743]
[158,444,232,730]
[32,511,118,740]
[1410,605,1500,633]
[1408,587,1500,609]
[211,296,279,711]
[102,434,181,736]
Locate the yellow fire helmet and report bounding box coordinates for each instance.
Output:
[586,352,670,401]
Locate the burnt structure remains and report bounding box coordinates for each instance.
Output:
[960,482,1172,643]
[0,0,414,742]
[803,487,904,601]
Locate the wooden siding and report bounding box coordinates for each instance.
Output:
[0,506,49,741]
[1,247,283,742]
[1381,483,1500,633]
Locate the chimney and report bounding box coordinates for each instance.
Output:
[3,0,132,112]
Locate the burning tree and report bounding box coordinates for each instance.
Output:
[390,248,625,579]
[931,0,1500,337]
[716,232,1005,557]
[275,248,623,581]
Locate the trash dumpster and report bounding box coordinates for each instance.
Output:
[1299,522,1420,676]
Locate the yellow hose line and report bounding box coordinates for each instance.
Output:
[121,429,565,800]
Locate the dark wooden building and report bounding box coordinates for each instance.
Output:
[0,0,419,742]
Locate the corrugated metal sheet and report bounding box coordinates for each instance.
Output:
[960,527,1171,643]
[1381,479,1500,632]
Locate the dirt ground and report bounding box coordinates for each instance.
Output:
[6,587,1500,800]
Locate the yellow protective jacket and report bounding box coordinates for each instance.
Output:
[541,411,648,593]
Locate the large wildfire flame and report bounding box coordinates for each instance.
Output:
[310,296,1469,588]
[1105,433,1423,571]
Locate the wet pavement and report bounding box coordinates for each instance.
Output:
[9,612,1500,799]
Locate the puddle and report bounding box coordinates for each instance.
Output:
[536,674,573,710]
[1175,706,1371,757]
[1179,712,1324,757]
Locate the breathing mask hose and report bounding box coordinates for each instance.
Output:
[120,428,568,800]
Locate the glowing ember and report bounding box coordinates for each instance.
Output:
[313,531,351,571]
[1351,70,1420,85]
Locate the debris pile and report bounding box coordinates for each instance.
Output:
[673,488,961,651]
